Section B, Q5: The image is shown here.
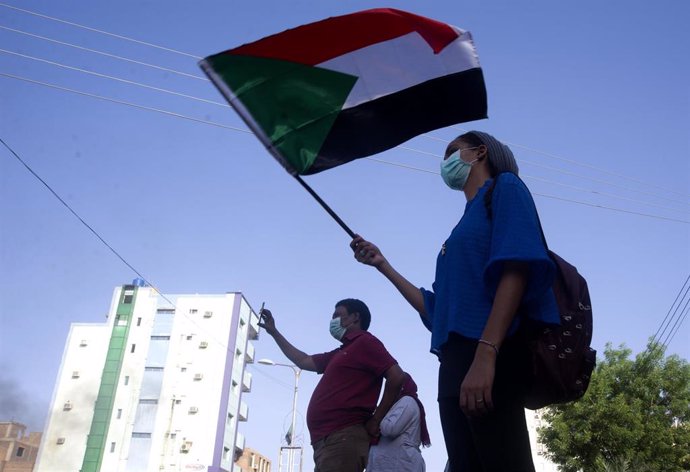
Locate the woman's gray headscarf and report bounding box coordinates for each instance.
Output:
[466,130,519,175]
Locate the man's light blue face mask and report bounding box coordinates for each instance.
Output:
[440,147,479,190]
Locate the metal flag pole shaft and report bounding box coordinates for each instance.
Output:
[293,175,355,239]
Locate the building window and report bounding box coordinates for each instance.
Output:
[140,399,158,404]
[117,409,122,419]
[181,367,187,373]
[131,344,136,353]
[16,447,25,457]
[124,376,130,386]
[186,335,193,340]
[189,309,198,314]
[151,335,170,340]
[123,289,134,304]
[110,442,116,453]
[137,317,142,326]
[132,432,151,438]
[223,446,230,461]
[145,366,164,371]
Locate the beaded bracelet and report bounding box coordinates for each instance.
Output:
[478,338,499,355]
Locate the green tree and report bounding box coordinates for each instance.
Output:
[538,341,690,472]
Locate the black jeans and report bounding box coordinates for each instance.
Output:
[438,332,535,472]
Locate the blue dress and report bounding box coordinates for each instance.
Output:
[420,173,559,355]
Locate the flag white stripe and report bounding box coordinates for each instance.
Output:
[317,28,480,110]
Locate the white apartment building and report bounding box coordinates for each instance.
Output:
[35,281,260,472]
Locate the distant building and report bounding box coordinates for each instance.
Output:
[35,282,261,472]
[526,409,559,472]
[0,422,41,472]
[235,447,271,472]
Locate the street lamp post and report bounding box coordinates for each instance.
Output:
[258,359,302,472]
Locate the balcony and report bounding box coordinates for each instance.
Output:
[234,432,245,453]
[248,312,260,340]
[238,401,248,422]
[244,342,255,364]
[242,371,252,393]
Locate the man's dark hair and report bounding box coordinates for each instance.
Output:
[336,298,371,331]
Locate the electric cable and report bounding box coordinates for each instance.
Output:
[0,49,228,107]
[652,274,690,347]
[3,19,688,206]
[2,72,688,224]
[3,2,689,203]
[0,25,207,81]
[0,135,173,305]
[0,2,201,59]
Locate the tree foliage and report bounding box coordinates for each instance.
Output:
[538,341,690,472]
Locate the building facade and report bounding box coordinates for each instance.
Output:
[35,283,260,472]
[0,422,41,472]
[235,447,271,472]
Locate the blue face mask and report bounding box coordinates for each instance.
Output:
[329,317,347,341]
[440,147,479,190]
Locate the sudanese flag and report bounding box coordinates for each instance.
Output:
[200,8,487,175]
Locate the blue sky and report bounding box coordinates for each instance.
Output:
[1,1,688,471]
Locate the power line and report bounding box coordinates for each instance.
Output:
[655,275,690,349]
[0,73,250,133]
[451,125,690,200]
[665,301,690,349]
[3,72,688,225]
[0,49,228,107]
[364,157,690,224]
[1,134,262,359]
[653,274,689,345]
[0,136,174,304]
[2,50,686,216]
[0,2,201,59]
[4,14,688,205]
[518,158,690,208]
[0,25,208,81]
[4,44,687,214]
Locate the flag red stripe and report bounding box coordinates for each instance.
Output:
[225,8,459,66]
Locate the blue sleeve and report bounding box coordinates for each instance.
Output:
[483,173,555,303]
[419,287,434,332]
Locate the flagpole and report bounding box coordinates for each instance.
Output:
[293,175,356,239]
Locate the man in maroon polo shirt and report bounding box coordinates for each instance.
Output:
[259,298,405,472]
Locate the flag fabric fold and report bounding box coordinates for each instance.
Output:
[200,8,487,175]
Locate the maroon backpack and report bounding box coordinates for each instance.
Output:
[486,174,596,409]
[522,251,596,409]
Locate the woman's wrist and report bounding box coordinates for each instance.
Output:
[477,338,499,357]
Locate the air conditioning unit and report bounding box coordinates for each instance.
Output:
[63,402,72,411]
[199,341,208,349]
[56,437,66,445]
[203,311,213,318]
[193,373,203,381]
[180,441,193,453]
[71,371,80,379]
[188,406,198,414]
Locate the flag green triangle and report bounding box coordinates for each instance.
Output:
[207,54,358,174]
